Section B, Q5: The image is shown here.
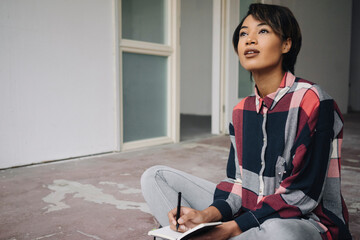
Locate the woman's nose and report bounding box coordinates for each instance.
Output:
[246,35,257,45]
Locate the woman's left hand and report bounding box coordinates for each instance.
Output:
[190,221,242,240]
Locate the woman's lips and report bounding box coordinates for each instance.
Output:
[244,49,260,57]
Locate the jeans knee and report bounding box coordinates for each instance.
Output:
[257,219,321,240]
[141,165,167,190]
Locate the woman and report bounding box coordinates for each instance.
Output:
[141,3,352,240]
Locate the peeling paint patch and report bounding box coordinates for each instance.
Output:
[77,230,103,240]
[344,158,360,163]
[348,202,360,213]
[33,232,63,239]
[42,180,150,214]
[99,181,142,194]
[342,165,360,171]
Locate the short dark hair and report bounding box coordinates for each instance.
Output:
[233,3,302,74]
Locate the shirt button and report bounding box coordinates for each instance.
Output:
[263,137,266,142]
[259,189,263,194]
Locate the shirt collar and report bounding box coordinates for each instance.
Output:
[255,71,296,113]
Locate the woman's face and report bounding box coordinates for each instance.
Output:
[237,15,290,73]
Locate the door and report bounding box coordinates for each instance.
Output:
[119,0,180,150]
[180,0,213,141]
[224,0,255,133]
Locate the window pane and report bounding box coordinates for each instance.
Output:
[122,0,166,44]
[122,52,167,142]
[238,0,254,98]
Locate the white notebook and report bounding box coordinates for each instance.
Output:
[148,222,222,240]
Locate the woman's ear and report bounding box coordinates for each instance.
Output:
[282,38,292,54]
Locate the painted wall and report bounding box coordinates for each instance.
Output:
[269,0,352,113]
[349,0,360,111]
[0,0,116,168]
[180,0,213,116]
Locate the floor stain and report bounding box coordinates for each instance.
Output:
[99,181,142,194]
[42,179,150,214]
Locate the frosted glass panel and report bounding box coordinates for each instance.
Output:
[122,0,166,44]
[238,0,254,98]
[123,52,167,142]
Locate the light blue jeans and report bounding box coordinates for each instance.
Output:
[141,165,322,240]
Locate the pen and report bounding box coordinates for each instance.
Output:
[176,192,182,231]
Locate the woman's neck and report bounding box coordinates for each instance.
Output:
[252,68,285,98]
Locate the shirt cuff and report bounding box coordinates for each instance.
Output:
[210,199,233,221]
[234,211,260,232]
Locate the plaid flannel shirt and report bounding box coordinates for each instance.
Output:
[211,72,351,240]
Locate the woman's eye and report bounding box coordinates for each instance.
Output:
[239,32,247,37]
[259,29,269,34]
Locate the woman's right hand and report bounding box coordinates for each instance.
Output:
[168,206,222,232]
[168,206,205,232]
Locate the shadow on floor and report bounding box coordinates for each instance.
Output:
[180,114,213,141]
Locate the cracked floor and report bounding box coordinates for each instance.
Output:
[0,113,359,240]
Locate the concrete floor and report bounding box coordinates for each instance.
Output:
[180,114,212,141]
[0,113,359,240]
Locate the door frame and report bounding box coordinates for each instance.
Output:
[212,0,261,135]
[212,0,240,134]
[116,0,180,151]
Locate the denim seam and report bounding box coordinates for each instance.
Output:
[153,168,214,210]
[159,169,215,195]
[153,170,177,211]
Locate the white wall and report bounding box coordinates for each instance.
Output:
[349,0,360,111]
[0,0,116,168]
[269,0,352,113]
[180,0,213,115]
